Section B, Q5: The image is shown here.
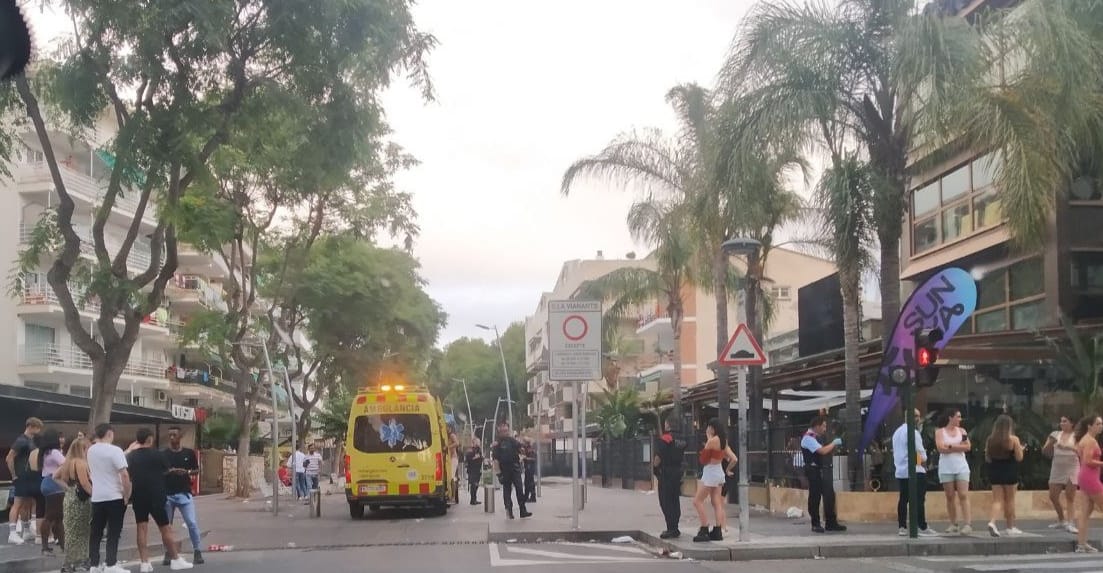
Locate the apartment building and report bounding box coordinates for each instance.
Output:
[0,112,255,420]
[896,0,1103,421]
[525,247,836,440]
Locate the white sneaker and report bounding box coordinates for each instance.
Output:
[918,528,939,537]
[103,565,130,573]
[1076,543,1099,553]
[1006,527,1024,536]
[139,562,154,573]
[960,524,973,535]
[7,531,25,545]
[1066,523,1080,534]
[1048,521,1067,529]
[89,566,104,573]
[987,522,1000,537]
[169,557,194,571]
[898,527,907,536]
[945,524,959,534]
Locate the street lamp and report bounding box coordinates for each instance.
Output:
[476,324,514,429]
[452,378,476,440]
[721,237,762,543]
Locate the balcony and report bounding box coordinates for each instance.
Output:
[636,306,672,335]
[14,161,157,226]
[19,284,182,338]
[19,219,158,273]
[167,274,228,313]
[19,343,169,382]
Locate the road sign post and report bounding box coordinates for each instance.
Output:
[548,300,602,531]
[718,323,767,542]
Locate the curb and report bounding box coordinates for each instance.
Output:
[486,529,640,544]
[2,531,210,573]
[638,532,1103,562]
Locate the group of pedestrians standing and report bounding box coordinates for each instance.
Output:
[285,443,323,503]
[6,418,205,572]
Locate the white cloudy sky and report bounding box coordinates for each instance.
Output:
[378,0,761,344]
[25,0,800,346]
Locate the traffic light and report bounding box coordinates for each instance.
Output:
[914,328,943,387]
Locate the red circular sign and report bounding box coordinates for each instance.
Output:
[563,315,589,341]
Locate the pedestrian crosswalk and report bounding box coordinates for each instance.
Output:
[488,542,684,568]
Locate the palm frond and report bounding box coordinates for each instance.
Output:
[575,267,663,344]
[814,156,877,276]
[561,130,686,200]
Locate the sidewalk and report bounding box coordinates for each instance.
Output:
[489,479,1102,562]
[0,525,188,573]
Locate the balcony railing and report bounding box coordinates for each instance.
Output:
[19,219,157,272]
[20,343,169,379]
[170,274,228,312]
[16,161,157,222]
[636,306,671,330]
[169,367,238,394]
[21,284,180,330]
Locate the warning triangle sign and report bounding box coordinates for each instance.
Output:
[718,323,767,366]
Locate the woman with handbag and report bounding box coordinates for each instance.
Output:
[55,437,93,573]
[37,430,66,554]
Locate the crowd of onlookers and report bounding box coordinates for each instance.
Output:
[5,417,207,572]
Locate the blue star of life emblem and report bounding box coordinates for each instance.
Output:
[380,418,405,448]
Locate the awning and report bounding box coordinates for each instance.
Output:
[703,390,874,413]
[94,149,147,187]
[0,385,180,424]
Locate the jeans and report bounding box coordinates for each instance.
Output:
[165,493,202,551]
[309,475,319,491]
[293,473,309,499]
[89,499,126,567]
[805,466,839,527]
[896,477,929,530]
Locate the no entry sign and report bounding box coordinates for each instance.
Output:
[548,300,602,381]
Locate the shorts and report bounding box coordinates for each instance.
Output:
[131,493,170,526]
[12,475,41,498]
[939,472,970,484]
[701,464,726,488]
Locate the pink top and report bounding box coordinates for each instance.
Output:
[41,450,65,478]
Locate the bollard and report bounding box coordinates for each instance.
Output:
[309,489,321,518]
[483,485,495,514]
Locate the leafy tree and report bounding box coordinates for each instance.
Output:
[572,199,694,429]
[721,0,979,356]
[435,323,527,436]
[314,383,355,442]
[813,156,878,487]
[592,388,642,440]
[1042,316,1103,417]
[8,0,435,429]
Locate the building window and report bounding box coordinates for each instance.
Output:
[770,286,791,301]
[1071,252,1103,291]
[966,257,1046,333]
[69,386,91,398]
[911,152,1003,256]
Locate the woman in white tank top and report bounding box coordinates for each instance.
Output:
[936,409,972,534]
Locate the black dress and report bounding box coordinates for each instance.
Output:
[987,446,1019,486]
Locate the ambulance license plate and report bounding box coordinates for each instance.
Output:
[359,484,385,495]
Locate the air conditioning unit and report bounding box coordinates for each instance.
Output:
[155,390,168,402]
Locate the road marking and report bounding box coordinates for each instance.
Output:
[918,553,1096,563]
[548,541,651,555]
[487,543,668,568]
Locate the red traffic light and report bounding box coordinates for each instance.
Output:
[917,347,937,368]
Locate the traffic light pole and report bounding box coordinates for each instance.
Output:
[903,375,919,539]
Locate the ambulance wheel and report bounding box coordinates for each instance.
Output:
[349,502,365,519]
[368,504,381,512]
[431,501,448,516]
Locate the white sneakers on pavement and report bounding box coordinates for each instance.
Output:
[1066,522,1080,534]
[102,565,130,573]
[918,528,938,537]
[1005,527,1024,536]
[139,561,155,573]
[7,531,25,545]
[169,557,195,570]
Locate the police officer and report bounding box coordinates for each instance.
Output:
[491,422,532,519]
[801,415,847,533]
[522,438,537,503]
[653,418,686,538]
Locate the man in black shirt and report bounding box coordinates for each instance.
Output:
[652,418,686,538]
[5,417,43,545]
[490,422,531,519]
[163,427,204,565]
[126,428,192,571]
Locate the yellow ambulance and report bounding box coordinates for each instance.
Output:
[344,383,454,518]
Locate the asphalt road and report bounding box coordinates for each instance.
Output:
[96,544,1103,573]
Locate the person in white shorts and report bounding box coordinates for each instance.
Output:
[1042,415,1080,533]
[936,409,972,534]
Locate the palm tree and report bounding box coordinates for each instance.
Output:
[721,0,984,350]
[572,199,695,429]
[814,156,878,488]
[1042,315,1103,417]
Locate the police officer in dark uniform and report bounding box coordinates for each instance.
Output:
[491,422,532,519]
[653,418,686,538]
[522,439,537,503]
[800,415,847,533]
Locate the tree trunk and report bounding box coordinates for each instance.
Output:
[235,430,252,499]
[714,251,731,430]
[670,300,684,433]
[841,268,864,491]
[879,238,902,353]
[88,358,129,431]
[296,408,312,445]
